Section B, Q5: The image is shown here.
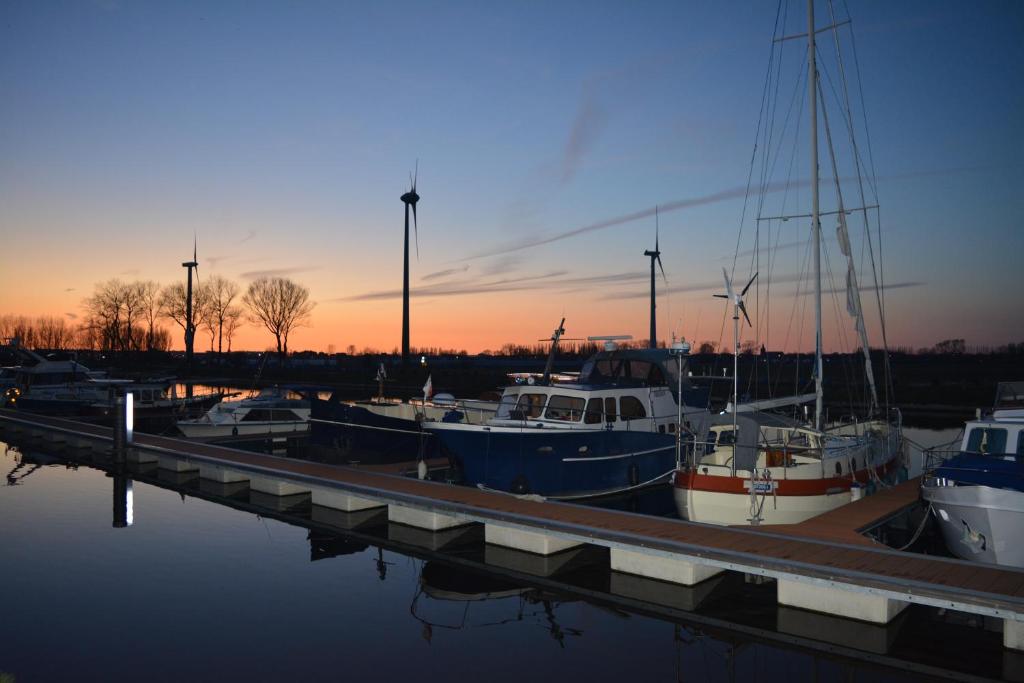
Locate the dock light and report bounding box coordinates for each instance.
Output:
[420,355,427,367]
[125,392,134,444]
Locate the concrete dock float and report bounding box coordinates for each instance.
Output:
[4,407,1024,652]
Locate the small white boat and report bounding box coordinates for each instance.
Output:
[921,382,1024,568]
[177,387,311,440]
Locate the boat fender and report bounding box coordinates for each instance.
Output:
[511,475,530,495]
[850,483,863,501]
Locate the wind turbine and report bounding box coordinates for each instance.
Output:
[182,235,199,373]
[400,163,420,366]
[715,268,756,444]
[643,207,668,349]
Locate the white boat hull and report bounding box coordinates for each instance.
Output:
[923,484,1024,568]
[674,486,855,526]
[177,420,309,440]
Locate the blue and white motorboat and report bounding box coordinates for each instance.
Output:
[922,382,1024,568]
[422,343,710,499]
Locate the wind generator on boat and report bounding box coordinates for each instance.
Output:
[672,0,904,526]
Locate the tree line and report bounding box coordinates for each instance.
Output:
[0,275,314,364]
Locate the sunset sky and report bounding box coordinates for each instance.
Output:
[1,1,1021,354]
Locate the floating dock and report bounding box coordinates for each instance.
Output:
[3,407,1023,652]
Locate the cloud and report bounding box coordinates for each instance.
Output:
[462,180,805,262]
[421,265,470,282]
[239,266,320,281]
[64,288,75,292]
[339,269,642,302]
[120,268,140,276]
[605,274,924,300]
[238,229,257,245]
[561,89,606,184]
[480,254,525,276]
[65,312,78,320]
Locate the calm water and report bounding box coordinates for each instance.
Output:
[0,427,1014,682]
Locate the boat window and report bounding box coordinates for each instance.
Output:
[584,398,603,424]
[664,360,681,389]
[966,427,1007,455]
[717,429,737,446]
[241,409,274,422]
[619,396,647,421]
[604,397,617,422]
[545,395,585,422]
[495,393,520,419]
[515,393,547,419]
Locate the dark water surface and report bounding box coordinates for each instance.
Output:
[0,431,1014,682]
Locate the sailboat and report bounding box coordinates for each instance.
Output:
[672,0,905,525]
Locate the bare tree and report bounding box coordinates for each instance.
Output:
[83,279,144,353]
[223,305,244,353]
[242,277,314,364]
[159,281,212,351]
[137,281,161,351]
[203,275,241,354]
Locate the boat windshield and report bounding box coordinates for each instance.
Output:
[515,393,547,419]
[495,392,519,419]
[579,358,667,387]
[965,426,1008,455]
[544,395,585,422]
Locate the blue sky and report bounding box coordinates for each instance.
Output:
[1,0,1021,352]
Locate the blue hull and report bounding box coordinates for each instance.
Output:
[310,398,436,464]
[434,427,682,498]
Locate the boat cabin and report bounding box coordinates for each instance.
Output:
[489,348,706,433]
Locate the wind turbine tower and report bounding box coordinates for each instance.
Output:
[643,208,667,349]
[182,238,198,372]
[400,164,420,365]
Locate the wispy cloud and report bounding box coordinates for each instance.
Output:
[64,287,75,292]
[238,229,257,245]
[605,274,924,300]
[462,181,804,262]
[65,312,78,320]
[480,254,525,276]
[561,88,606,184]
[239,266,320,281]
[120,268,140,276]
[421,265,470,282]
[340,269,642,302]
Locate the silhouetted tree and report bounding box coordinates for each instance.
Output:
[242,277,314,365]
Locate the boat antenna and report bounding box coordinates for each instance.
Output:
[540,318,566,384]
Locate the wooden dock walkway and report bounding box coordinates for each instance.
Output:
[3,407,1023,644]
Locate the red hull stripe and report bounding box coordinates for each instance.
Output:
[674,457,902,496]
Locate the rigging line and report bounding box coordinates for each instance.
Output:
[817,25,893,407]
[820,237,860,419]
[731,0,786,287]
[840,0,881,198]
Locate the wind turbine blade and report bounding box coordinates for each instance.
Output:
[655,205,659,251]
[739,301,752,327]
[721,267,735,299]
[741,271,758,297]
[413,159,418,193]
[412,202,419,260]
[713,294,728,299]
[657,255,667,284]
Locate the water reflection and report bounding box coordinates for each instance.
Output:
[0,430,1012,682]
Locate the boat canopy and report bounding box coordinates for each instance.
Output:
[577,348,688,390]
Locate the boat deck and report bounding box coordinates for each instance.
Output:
[3,408,1023,624]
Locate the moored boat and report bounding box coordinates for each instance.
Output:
[671,0,905,525]
[921,381,1024,568]
[424,343,709,499]
[177,386,312,440]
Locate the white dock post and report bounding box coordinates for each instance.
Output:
[609,548,723,586]
[1006,618,1024,651]
[484,524,581,556]
[388,504,467,531]
[777,580,908,623]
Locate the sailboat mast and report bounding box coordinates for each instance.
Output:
[808,0,823,430]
